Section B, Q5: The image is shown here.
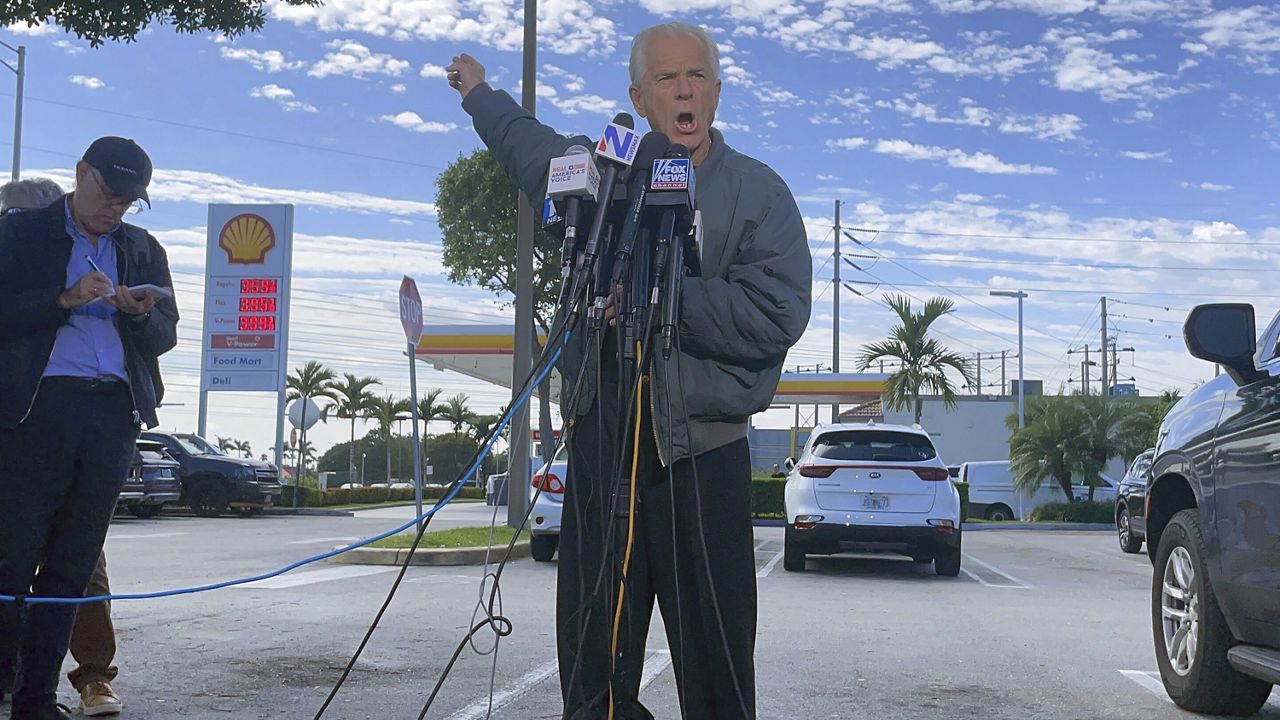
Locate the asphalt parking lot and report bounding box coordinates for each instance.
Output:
[18,506,1280,719]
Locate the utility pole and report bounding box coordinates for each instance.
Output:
[1068,346,1093,395]
[975,352,982,395]
[508,0,537,529]
[0,42,26,181]
[1100,296,1109,399]
[1001,350,1007,396]
[832,199,841,423]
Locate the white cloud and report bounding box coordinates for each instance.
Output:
[53,39,85,55]
[69,75,105,90]
[1099,0,1211,20]
[378,111,458,133]
[543,63,586,93]
[809,113,845,125]
[390,83,407,93]
[715,120,752,133]
[1182,181,1233,192]
[272,0,617,57]
[5,21,54,36]
[219,46,304,73]
[883,97,1083,141]
[309,40,410,79]
[551,93,619,116]
[826,137,869,150]
[31,167,437,217]
[828,90,871,110]
[872,139,1057,175]
[1120,150,1171,162]
[816,173,839,181]
[1180,41,1209,55]
[420,62,448,79]
[997,113,1085,142]
[249,84,318,113]
[1191,5,1280,69]
[754,86,801,104]
[1050,33,1175,102]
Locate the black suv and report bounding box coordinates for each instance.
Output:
[140,430,282,517]
[1146,303,1280,715]
[1115,448,1154,554]
[126,439,183,519]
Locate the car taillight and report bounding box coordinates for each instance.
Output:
[914,467,950,481]
[532,472,565,494]
[798,465,837,478]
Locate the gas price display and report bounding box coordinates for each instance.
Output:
[237,278,280,330]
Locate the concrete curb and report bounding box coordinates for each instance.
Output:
[964,522,1114,532]
[157,507,354,518]
[329,541,532,566]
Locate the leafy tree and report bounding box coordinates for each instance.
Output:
[442,393,477,435]
[1116,390,1182,463]
[435,149,560,332]
[287,361,338,479]
[330,373,381,486]
[856,295,975,423]
[370,395,412,482]
[1006,396,1083,501]
[2,0,319,47]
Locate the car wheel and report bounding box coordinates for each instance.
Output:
[1117,507,1143,554]
[934,539,962,577]
[190,481,229,518]
[1152,509,1273,716]
[985,504,1014,522]
[129,504,161,519]
[783,526,806,572]
[530,534,558,562]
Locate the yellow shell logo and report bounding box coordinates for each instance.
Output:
[219,214,275,265]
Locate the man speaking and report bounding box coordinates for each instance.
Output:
[447,22,811,720]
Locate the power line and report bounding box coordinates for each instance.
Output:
[849,225,1280,248]
[830,279,1280,299]
[1113,299,1194,313]
[836,252,1280,274]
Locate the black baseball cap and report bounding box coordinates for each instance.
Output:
[82,136,152,207]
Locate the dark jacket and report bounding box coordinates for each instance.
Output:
[0,197,179,429]
[463,84,812,464]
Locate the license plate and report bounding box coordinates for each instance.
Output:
[862,494,891,511]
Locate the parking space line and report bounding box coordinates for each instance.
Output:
[754,539,769,552]
[236,565,396,590]
[963,554,1035,589]
[106,532,189,540]
[756,551,785,579]
[639,650,674,691]
[286,537,358,545]
[444,659,559,720]
[1118,669,1280,710]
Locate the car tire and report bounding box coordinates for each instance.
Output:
[1152,509,1273,716]
[783,526,806,572]
[190,481,229,518]
[985,504,1015,522]
[1117,506,1143,554]
[530,534,558,562]
[935,540,962,577]
[129,504,161,519]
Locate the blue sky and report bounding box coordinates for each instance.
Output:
[4,0,1279,459]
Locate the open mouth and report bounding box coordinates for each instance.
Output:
[675,112,697,134]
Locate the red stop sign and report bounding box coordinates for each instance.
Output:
[399,275,423,345]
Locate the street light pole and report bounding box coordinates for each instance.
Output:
[0,42,26,181]
[991,290,1028,428]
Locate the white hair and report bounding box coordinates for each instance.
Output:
[629,22,721,87]
[0,177,65,213]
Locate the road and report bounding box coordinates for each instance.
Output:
[19,509,1280,719]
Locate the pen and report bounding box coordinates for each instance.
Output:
[84,255,116,297]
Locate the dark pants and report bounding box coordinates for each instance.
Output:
[68,551,118,691]
[557,381,757,720]
[0,379,137,708]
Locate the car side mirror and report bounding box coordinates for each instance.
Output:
[1185,304,1261,385]
[783,457,796,471]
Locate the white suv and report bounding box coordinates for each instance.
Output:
[783,422,962,576]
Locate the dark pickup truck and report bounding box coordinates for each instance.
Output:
[140,430,282,518]
[1146,303,1280,715]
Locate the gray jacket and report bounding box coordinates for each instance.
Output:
[463,84,811,464]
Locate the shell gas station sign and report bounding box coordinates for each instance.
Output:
[199,205,294,394]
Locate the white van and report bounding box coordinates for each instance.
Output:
[960,460,1119,521]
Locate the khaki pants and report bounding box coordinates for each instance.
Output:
[67,551,117,691]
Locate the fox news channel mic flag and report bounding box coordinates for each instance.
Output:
[198,205,295,470]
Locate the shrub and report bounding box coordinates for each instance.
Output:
[1028,500,1114,524]
[751,477,786,518]
[952,481,970,521]
[281,485,484,507]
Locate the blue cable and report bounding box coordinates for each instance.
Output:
[0,337,567,607]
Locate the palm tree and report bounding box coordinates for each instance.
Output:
[287,361,338,479]
[1006,395,1083,501]
[235,439,252,458]
[370,394,412,482]
[417,388,447,438]
[1073,394,1131,500]
[442,393,477,435]
[331,373,381,484]
[469,413,502,444]
[857,295,975,423]
[1117,390,1182,464]
[216,436,236,454]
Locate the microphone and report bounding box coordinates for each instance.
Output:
[648,144,695,359]
[546,144,598,312]
[600,132,670,309]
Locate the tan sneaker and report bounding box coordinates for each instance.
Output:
[79,681,122,717]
